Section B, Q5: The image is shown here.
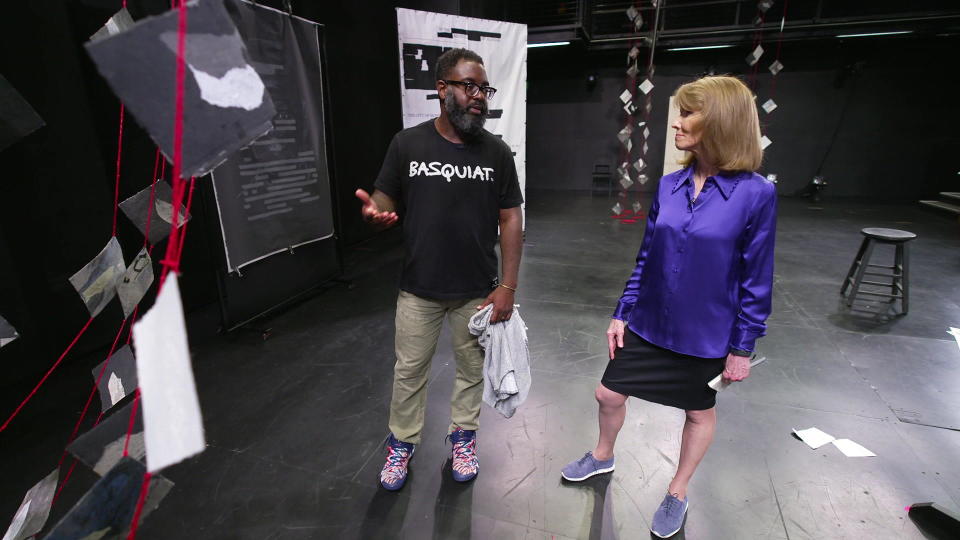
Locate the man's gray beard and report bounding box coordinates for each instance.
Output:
[444,93,486,139]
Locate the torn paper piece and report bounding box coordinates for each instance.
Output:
[623,101,637,116]
[632,201,642,214]
[90,7,135,42]
[793,427,836,449]
[0,74,45,153]
[626,63,639,78]
[769,60,784,75]
[628,46,640,60]
[626,6,639,21]
[948,327,960,352]
[643,127,650,139]
[617,125,633,144]
[639,79,654,95]
[637,174,649,185]
[643,142,649,155]
[0,315,18,348]
[133,274,205,473]
[68,397,144,476]
[619,175,634,190]
[762,98,777,114]
[119,180,191,246]
[758,0,773,13]
[619,89,633,104]
[117,247,154,318]
[69,237,125,318]
[91,344,138,412]
[707,356,767,391]
[623,139,632,153]
[85,0,275,178]
[42,457,173,539]
[832,438,876,457]
[633,158,646,173]
[612,202,622,215]
[746,44,764,66]
[2,469,58,540]
[634,14,644,31]
[760,135,772,149]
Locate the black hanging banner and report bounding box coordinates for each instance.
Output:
[212,0,335,272]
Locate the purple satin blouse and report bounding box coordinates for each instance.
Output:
[612,165,777,358]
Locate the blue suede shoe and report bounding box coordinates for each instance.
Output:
[560,451,615,481]
[379,434,415,491]
[650,493,688,538]
[448,427,479,482]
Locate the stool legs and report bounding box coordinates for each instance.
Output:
[899,243,910,314]
[845,239,875,307]
[841,237,871,296]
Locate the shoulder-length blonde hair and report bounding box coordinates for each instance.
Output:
[674,75,763,172]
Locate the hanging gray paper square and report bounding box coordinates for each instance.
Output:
[626,6,639,21]
[91,344,138,413]
[117,247,154,318]
[769,60,784,75]
[85,0,276,178]
[0,314,19,348]
[612,202,622,215]
[119,180,191,246]
[2,469,58,540]
[746,44,764,66]
[69,237,125,318]
[762,98,777,113]
[638,79,654,95]
[617,125,633,144]
[626,63,638,78]
[43,457,172,540]
[68,397,144,476]
[0,74,45,152]
[632,201,643,213]
[90,7,135,42]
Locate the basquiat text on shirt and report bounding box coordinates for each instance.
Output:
[408,161,495,183]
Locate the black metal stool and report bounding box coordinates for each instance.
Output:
[841,228,916,314]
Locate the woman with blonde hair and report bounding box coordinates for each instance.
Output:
[560,75,777,538]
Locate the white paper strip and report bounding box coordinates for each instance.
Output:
[948,327,960,352]
[133,274,206,473]
[832,438,876,457]
[707,356,767,391]
[760,135,772,149]
[793,427,835,449]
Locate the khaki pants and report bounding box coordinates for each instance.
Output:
[388,290,486,444]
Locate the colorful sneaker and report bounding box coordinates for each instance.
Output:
[448,427,479,482]
[650,493,688,538]
[379,434,415,491]
[560,451,615,481]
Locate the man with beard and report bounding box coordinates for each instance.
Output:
[354,48,523,491]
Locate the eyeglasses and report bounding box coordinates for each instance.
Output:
[442,79,497,100]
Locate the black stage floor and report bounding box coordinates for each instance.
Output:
[3,190,959,539]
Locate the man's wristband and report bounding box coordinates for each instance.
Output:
[499,283,517,292]
[729,348,751,357]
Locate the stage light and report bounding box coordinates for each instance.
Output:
[666,45,735,51]
[527,41,570,48]
[835,30,912,38]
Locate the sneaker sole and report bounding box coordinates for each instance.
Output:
[560,465,615,482]
[650,503,688,538]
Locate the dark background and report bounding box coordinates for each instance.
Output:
[0,0,956,418]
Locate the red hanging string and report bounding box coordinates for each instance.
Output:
[175,177,197,264]
[126,472,153,540]
[122,389,141,458]
[0,317,94,432]
[112,104,126,237]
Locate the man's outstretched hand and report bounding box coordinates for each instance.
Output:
[355,189,398,228]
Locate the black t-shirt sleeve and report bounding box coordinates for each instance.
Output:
[497,141,524,209]
[373,134,403,201]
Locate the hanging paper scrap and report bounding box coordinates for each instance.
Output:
[120,180,191,246]
[626,63,639,78]
[0,74,45,152]
[42,458,173,539]
[133,273,206,473]
[1,469,58,540]
[617,125,633,144]
[91,344,139,413]
[769,60,784,75]
[760,135,773,149]
[626,6,639,21]
[612,202,623,215]
[628,46,640,60]
[68,237,125,318]
[68,396,145,475]
[633,158,646,173]
[638,79,654,95]
[619,89,633,104]
[762,98,777,114]
[85,0,277,178]
[89,7,135,41]
[117,247,154,318]
[0,314,19,348]
[746,44,764,66]
[632,201,642,214]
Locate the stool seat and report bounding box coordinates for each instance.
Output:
[861,228,917,242]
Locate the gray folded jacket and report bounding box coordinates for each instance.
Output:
[468,304,531,418]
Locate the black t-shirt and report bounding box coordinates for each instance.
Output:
[374,119,524,300]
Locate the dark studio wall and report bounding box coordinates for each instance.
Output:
[527,35,960,200]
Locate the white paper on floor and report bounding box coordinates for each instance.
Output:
[793,427,836,449]
[133,273,206,473]
[832,438,876,457]
[707,356,767,391]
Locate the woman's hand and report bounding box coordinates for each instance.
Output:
[722,353,751,382]
[606,319,626,360]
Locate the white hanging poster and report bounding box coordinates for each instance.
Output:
[396,8,527,207]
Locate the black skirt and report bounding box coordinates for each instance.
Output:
[601,329,725,410]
